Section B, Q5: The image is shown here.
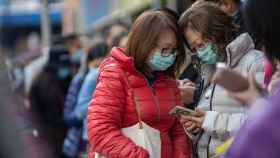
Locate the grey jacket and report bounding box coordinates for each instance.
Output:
[195,33,265,158]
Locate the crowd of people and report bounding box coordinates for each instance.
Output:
[3,21,129,157]
[59,23,129,157]
[3,0,280,157]
[87,0,280,157]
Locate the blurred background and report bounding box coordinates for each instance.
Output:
[0,0,195,158]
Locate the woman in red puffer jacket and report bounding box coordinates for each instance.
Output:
[87,9,192,158]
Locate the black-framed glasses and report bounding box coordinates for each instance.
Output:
[160,48,178,57]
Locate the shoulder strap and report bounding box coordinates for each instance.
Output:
[121,71,143,129]
[99,57,143,129]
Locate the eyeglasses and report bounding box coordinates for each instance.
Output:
[160,48,178,57]
[189,42,206,54]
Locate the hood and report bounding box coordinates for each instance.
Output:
[226,33,255,67]
[110,47,136,72]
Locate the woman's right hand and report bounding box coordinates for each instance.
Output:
[183,120,201,134]
[180,113,202,134]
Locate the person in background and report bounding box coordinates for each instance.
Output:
[112,31,128,48]
[1,53,54,158]
[63,41,108,158]
[106,23,129,49]
[28,46,71,158]
[205,0,244,33]
[87,9,192,158]
[62,70,86,158]
[75,41,108,132]
[178,2,264,157]
[64,33,86,75]
[62,53,87,158]
[217,0,243,28]
[224,0,280,157]
[264,59,274,88]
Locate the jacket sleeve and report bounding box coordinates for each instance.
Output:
[171,88,192,158]
[87,66,149,158]
[202,111,247,136]
[247,50,264,85]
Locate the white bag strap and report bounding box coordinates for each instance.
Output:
[121,71,143,129]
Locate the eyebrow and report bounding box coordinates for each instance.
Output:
[159,42,177,48]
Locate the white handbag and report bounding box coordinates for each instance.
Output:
[94,73,161,158]
[95,103,161,158]
[95,121,161,158]
[95,73,161,158]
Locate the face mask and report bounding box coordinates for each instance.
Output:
[197,43,218,65]
[57,67,70,79]
[70,49,83,64]
[147,51,176,71]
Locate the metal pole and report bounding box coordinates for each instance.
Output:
[41,0,51,48]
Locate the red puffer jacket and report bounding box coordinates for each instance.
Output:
[87,47,192,158]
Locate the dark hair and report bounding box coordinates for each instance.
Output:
[244,0,280,64]
[87,41,108,63]
[125,10,186,78]
[63,33,79,40]
[154,7,180,20]
[216,0,241,5]
[154,8,190,49]
[179,1,237,56]
[112,31,128,47]
[231,0,241,5]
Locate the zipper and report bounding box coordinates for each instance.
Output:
[123,69,161,123]
[142,77,161,123]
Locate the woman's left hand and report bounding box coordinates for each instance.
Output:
[180,108,206,133]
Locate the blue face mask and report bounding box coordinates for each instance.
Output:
[147,51,176,71]
[57,67,70,79]
[70,49,83,64]
[197,43,218,65]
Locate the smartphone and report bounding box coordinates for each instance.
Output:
[213,63,265,94]
[213,63,249,92]
[169,106,196,116]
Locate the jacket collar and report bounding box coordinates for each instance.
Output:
[226,33,255,68]
[110,47,136,72]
